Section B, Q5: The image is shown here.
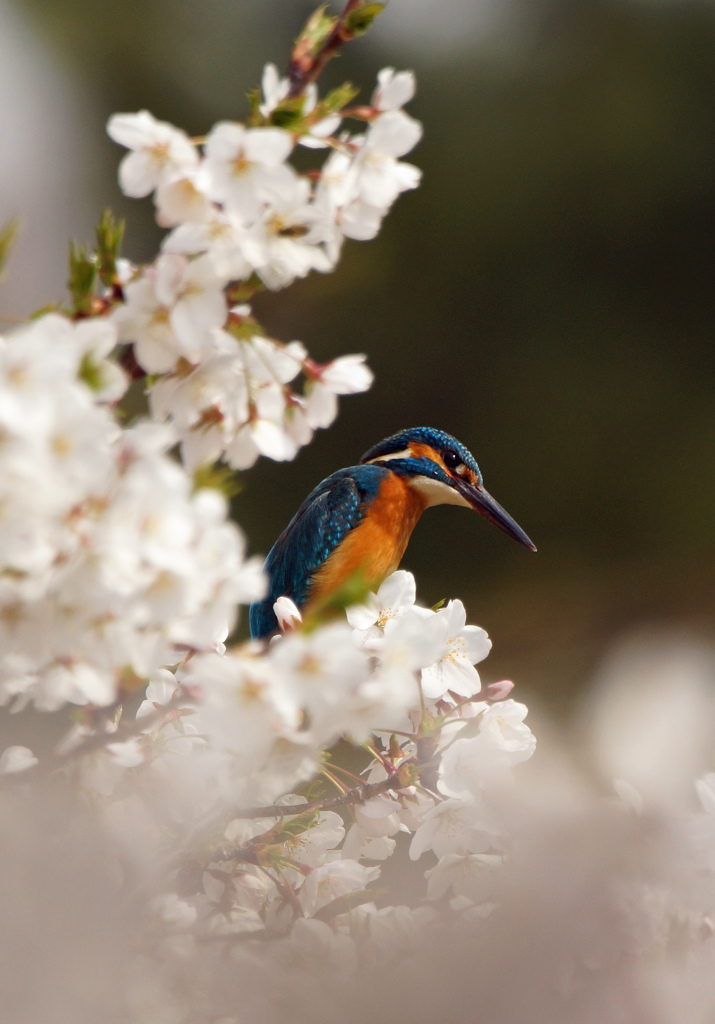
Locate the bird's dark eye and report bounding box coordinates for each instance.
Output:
[443,450,462,470]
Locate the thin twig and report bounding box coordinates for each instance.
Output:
[228,758,425,821]
[1,689,192,784]
[287,0,370,99]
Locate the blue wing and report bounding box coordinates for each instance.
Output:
[249,465,386,639]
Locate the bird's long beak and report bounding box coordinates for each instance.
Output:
[455,479,537,552]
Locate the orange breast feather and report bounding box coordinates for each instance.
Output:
[306,474,425,610]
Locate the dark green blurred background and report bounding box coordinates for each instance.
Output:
[5,0,715,713]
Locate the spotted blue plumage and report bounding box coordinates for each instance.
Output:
[360,426,483,484]
[249,464,388,640]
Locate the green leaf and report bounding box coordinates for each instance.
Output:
[294,5,338,59]
[303,568,372,630]
[68,241,97,316]
[226,276,265,305]
[78,353,106,392]
[317,81,359,116]
[301,778,329,803]
[30,302,63,320]
[95,208,125,288]
[246,87,264,126]
[192,462,242,498]
[275,809,321,840]
[225,310,264,340]
[246,87,262,116]
[344,2,386,36]
[0,218,20,282]
[269,96,308,131]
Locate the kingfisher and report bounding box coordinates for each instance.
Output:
[249,427,536,639]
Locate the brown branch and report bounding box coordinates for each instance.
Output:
[118,343,146,382]
[168,756,428,877]
[229,758,424,821]
[287,1,381,99]
[1,688,194,785]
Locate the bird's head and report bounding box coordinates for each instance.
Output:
[361,426,536,551]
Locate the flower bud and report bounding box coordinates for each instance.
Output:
[273,596,303,632]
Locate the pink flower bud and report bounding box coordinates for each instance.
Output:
[273,596,302,633]
[482,679,514,703]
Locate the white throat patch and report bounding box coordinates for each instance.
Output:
[409,475,473,509]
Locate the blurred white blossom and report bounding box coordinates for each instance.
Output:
[0,315,263,711]
[107,111,199,198]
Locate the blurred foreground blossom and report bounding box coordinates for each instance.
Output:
[584,633,715,806]
[0,314,264,711]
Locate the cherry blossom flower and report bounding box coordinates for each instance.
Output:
[260,64,341,148]
[438,700,536,799]
[350,111,422,211]
[107,111,199,198]
[185,648,299,775]
[421,599,492,701]
[71,318,128,402]
[240,177,333,289]
[425,852,503,902]
[318,353,374,394]
[372,68,417,112]
[299,860,380,916]
[204,122,296,223]
[342,827,397,862]
[410,797,502,860]
[354,792,402,838]
[0,745,38,773]
[114,255,227,373]
[282,808,346,875]
[154,168,213,228]
[304,353,374,428]
[162,208,253,282]
[268,623,373,738]
[347,570,417,643]
[259,63,291,117]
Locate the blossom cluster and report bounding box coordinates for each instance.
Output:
[0,314,263,711]
[106,65,421,470]
[0,54,423,712]
[56,569,537,976]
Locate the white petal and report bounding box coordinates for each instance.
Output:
[461,624,492,665]
[346,592,381,630]
[304,382,337,429]
[320,354,373,394]
[367,111,422,158]
[0,746,37,773]
[373,68,416,111]
[376,570,416,610]
[251,419,294,461]
[118,151,161,198]
[244,128,294,165]
[107,110,159,149]
[340,200,383,241]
